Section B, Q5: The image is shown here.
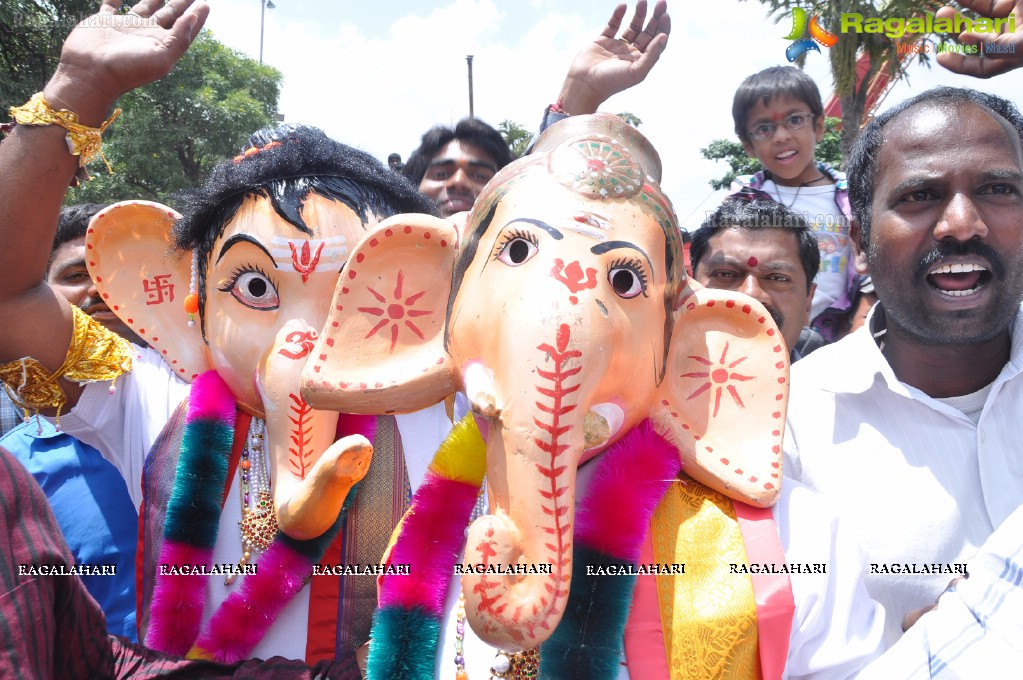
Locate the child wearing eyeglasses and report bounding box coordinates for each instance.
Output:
[729,65,874,342]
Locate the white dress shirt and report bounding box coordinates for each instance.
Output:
[784,304,1023,646]
[858,503,1023,679]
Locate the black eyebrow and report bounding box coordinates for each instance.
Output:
[889,168,1023,198]
[428,158,499,173]
[505,218,564,240]
[469,160,498,172]
[750,109,811,125]
[59,258,88,270]
[979,168,1023,183]
[706,254,798,271]
[216,234,277,266]
[886,174,944,198]
[590,240,652,270]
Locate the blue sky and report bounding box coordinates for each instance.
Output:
[202,1,1023,230]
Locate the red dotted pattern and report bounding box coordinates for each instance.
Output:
[90,202,195,384]
[308,223,451,387]
[665,296,786,492]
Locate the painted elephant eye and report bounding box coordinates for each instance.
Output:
[495,230,539,266]
[608,258,648,299]
[220,267,281,310]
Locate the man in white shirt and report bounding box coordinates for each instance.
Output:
[857,502,1023,679]
[783,86,1023,646]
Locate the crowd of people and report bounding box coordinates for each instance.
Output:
[2,0,1023,677]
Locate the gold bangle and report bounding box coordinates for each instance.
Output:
[9,92,121,172]
[0,304,133,425]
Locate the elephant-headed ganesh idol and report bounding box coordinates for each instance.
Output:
[25,125,453,664]
[302,114,883,679]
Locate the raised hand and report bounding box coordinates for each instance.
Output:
[0,0,208,403]
[46,0,209,124]
[557,1,671,115]
[935,0,1023,78]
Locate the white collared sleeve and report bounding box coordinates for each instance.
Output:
[55,345,189,510]
[783,306,1023,646]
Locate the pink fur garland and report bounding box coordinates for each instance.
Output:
[145,541,214,655]
[377,471,479,616]
[573,419,681,560]
[186,413,379,661]
[184,413,376,658]
[187,371,236,423]
[190,541,311,662]
[336,412,377,444]
[146,370,379,660]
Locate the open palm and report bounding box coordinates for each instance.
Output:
[55,0,209,102]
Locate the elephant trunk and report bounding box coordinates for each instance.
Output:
[462,427,581,651]
[460,322,606,651]
[261,321,372,540]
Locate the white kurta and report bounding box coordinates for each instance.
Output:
[785,304,1023,646]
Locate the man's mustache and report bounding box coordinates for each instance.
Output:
[914,240,1005,283]
[78,296,104,313]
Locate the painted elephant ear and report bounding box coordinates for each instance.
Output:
[656,283,788,508]
[86,201,208,382]
[302,213,458,414]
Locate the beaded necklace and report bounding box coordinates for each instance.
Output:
[228,418,276,584]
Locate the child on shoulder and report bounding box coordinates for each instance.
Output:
[730,66,874,342]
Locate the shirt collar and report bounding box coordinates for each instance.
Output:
[818,302,1023,396]
[809,302,899,395]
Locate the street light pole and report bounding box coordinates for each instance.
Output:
[259,0,276,63]
[466,55,475,119]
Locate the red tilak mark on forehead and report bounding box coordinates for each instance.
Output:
[551,259,597,294]
[289,241,325,283]
[747,256,758,267]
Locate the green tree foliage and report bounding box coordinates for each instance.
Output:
[616,111,642,128]
[0,0,97,105]
[500,110,643,160]
[700,139,763,191]
[701,117,843,190]
[498,119,531,159]
[815,116,843,170]
[69,31,282,204]
[743,0,943,159]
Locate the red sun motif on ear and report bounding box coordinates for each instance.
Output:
[356,271,433,352]
[681,342,755,418]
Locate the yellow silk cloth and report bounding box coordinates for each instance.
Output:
[652,475,760,680]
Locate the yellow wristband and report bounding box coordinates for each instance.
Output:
[9,92,120,171]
